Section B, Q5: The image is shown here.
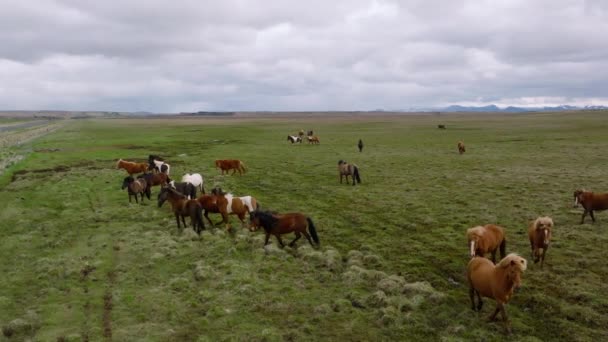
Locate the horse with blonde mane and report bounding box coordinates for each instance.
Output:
[467,254,527,334]
[528,216,553,269]
[466,224,506,263]
[116,159,149,175]
[215,159,247,175]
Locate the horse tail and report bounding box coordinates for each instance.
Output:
[499,238,506,260]
[353,166,361,184]
[196,205,205,233]
[307,217,320,245]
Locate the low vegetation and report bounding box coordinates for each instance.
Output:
[1,112,607,340]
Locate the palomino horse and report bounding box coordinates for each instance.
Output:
[466,224,506,263]
[528,216,554,269]
[458,141,466,154]
[338,160,361,186]
[116,159,149,175]
[181,173,205,193]
[168,180,197,200]
[249,210,320,248]
[210,187,258,231]
[215,159,247,175]
[157,186,205,234]
[121,176,149,203]
[573,189,608,223]
[307,136,320,144]
[287,135,302,144]
[467,254,527,334]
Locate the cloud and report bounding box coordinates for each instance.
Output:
[0,0,607,111]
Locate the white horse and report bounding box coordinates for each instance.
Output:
[182,173,204,193]
[150,159,170,175]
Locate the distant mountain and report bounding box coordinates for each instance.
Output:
[438,104,608,112]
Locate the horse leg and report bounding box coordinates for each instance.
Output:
[469,286,476,311]
[203,210,214,226]
[498,303,511,334]
[181,215,187,227]
[289,232,302,247]
[134,193,139,204]
[491,250,497,264]
[590,210,596,222]
[339,174,343,184]
[174,213,181,230]
[264,233,271,246]
[540,246,548,269]
[581,210,588,224]
[302,231,314,246]
[488,304,500,322]
[275,234,285,248]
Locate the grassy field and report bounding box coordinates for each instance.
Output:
[1,112,607,341]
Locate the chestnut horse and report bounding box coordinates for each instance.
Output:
[458,141,466,154]
[528,216,553,269]
[249,210,319,248]
[121,176,150,203]
[466,224,506,263]
[210,187,258,230]
[307,136,320,144]
[573,189,608,223]
[467,254,527,334]
[157,186,205,234]
[196,194,221,226]
[338,160,361,186]
[215,159,247,175]
[116,159,148,175]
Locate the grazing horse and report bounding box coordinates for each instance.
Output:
[249,210,320,248]
[338,160,361,186]
[573,189,608,223]
[458,141,466,154]
[287,135,302,144]
[168,180,197,200]
[528,216,554,269]
[466,224,506,263]
[157,186,205,234]
[116,159,149,175]
[467,254,527,334]
[121,176,150,203]
[210,187,258,230]
[358,139,363,152]
[215,159,247,175]
[182,173,205,193]
[149,159,170,175]
[307,136,320,144]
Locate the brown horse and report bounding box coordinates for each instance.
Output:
[466,224,506,263]
[137,173,169,196]
[116,159,149,175]
[157,186,205,234]
[196,194,221,226]
[210,187,258,231]
[249,210,319,248]
[573,189,608,223]
[458,141,466,154]
[528,216,553,269]
[307,136,320,144]
[338,160,361,186]
[121,176,150,203]
[467,254,527,334]
[215,159,247,175]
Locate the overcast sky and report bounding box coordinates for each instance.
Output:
[1,0,607,112]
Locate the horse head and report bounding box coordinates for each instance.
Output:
[573,189,585,207]
[121,176,134,190]
[534,216,553,245]
[466,226,484,258]
[338,160,346,165]
[499,254,527,290]
[116,159,123,169]
[157,186,172,208]
[211,187,225,196]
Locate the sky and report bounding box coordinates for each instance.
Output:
[1,0,607,112]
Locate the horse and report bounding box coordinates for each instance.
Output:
[458,141,466,154]
[249,210,320,248]
[438,124,446,129]
[148,158,170,175]
[215,159,247,175]
[358,139,363,152]
[298,130,305,138]
[573,189,608,223]
[210,187,258,231]
[121,176,150,203]
[195,194,221,226]
[116,159,149,175]
[157,186,205,234]
[307,136,320,144]
[287,135,302,144]
[181,173,205,193]
[137,172,169,195]
[466,224,506,263]
[148,154,164,164]
[307,130,314,137]
[168,180,197,200]
[338,160,361,186]
[528,216,554,269]
[467,254,527,334]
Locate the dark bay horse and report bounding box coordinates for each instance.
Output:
[157,186,205,234]
[121,176,150,203]
[467,254,527,334]
[249,210,319,248]
[573,189,608,223]
[338,160,361,186]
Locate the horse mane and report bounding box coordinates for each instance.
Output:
[466,226,485,237]
[533,216,554,230]
[496,253,527,271]
[123,176,134,183]
[253,210,279,227]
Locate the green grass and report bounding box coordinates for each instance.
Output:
[1,113,608,341]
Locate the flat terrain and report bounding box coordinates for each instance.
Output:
[1,112,607,341]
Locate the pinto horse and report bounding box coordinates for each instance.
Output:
[116,159,149,175]
[168,180,197,200]
[121,176,150,203]
[338,160,361,186]
[287,135,302,144]
[458,141,466,154]
[573,189,608,223]
[249,210,320,248]
[466,224,506,263]
[149,159,170,175]
[467,254,527,334]
[157,186,205,234]
[210,187,258,230]
[215,159,247,175]
[528,216,554,269]
[181,173,205,193]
